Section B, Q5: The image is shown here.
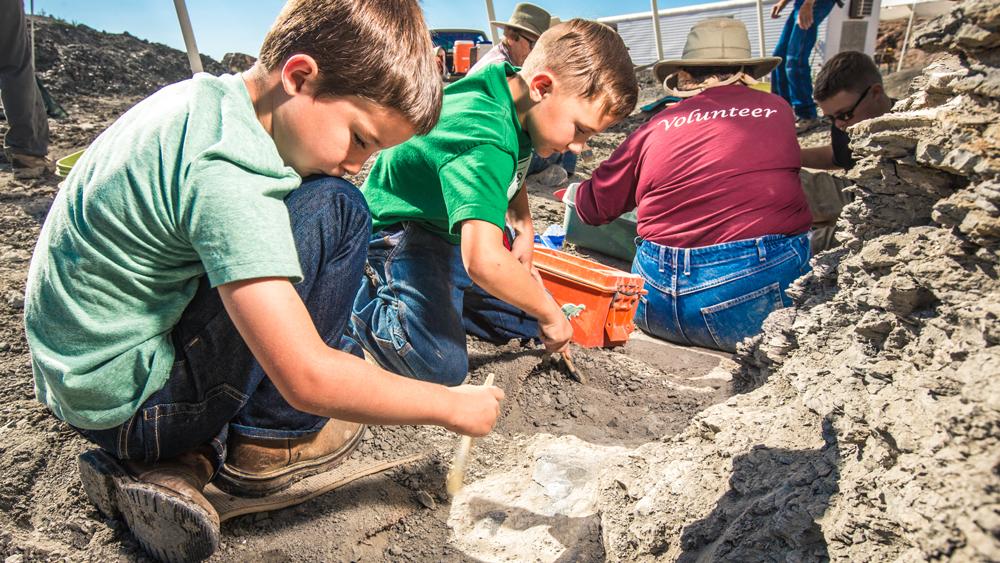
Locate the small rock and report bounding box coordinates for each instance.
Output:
[6,554,24,563]
[416,490,436,510]
[388,545,403,556]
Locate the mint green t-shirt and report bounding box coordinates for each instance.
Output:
[363,62,532,244]
[24,73,302,430]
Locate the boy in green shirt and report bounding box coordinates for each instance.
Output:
[23,1,505,559]
[352,19,638,385]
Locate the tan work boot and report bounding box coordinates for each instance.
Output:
[78,448,220,562]
[214,418,365,498]
[4,150,53,180]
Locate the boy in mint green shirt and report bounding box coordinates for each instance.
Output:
[352,19,639,385]
[23,1,507,559]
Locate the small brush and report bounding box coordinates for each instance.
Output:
[445,373,495,496]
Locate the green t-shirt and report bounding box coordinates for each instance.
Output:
[24,73,302,430]
[363,62,532,244]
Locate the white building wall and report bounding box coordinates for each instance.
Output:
[600,0,830,72]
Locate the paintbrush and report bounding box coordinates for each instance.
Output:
[445,372,495,496]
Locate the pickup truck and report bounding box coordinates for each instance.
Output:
[430,28,491,80]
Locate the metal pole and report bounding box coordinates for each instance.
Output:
[896,1,917,72]
[484,0,499,45]
[172,0,203,75]
[651,0,664,60]
[30,0,35,68]
[755,0,766,57]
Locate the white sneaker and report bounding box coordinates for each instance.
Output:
[530,164,568,187]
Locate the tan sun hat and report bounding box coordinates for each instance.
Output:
[653,18,782,85]
[491,3,552,40]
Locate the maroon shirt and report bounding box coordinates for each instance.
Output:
[576,85,811,248]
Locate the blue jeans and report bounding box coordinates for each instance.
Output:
[73,176,371,473]
[632,233,811,352]
[350,223,537,386]
[528,150,578,176]
[771,0,837,119]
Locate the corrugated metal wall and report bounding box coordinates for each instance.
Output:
[607,1,829,73]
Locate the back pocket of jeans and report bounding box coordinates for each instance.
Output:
[701,282,784,352]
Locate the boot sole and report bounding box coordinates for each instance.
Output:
[213,424,366,498]
[78,450,220,562]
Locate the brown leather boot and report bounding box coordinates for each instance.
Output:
[214,418,365,498]
[78,448,220,562]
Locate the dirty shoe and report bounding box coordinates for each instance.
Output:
[530,163,569,187]
[215,418,365,498]
[4,150,53,180]
[78,448,220,562]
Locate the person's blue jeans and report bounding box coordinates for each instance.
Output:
[528,150,578,176]
[350,223,538,386]
[771,0,837,119]
[73,176,371,473]
[632,233,812,352]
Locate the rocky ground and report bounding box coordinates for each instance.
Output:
[2,6,997,562]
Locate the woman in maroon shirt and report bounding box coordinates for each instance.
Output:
[575,18,812,352]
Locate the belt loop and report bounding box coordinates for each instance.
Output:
[756,238,766,262]
[658,244,666,273]
[683,248,691,276]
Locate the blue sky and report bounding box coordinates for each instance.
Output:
[28,0,704,60]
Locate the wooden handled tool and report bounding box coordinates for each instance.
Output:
[445,373,495,496]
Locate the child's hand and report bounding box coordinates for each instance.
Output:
[446,384,505,437]
[510,230,535,270]
[538,306,573,354]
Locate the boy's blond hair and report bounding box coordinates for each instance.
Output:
[521,19,638,120]
[259,0,442,134]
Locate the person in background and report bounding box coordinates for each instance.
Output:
[573,18,812,353]
[470,2,550,72]
[770,0,840,131]
[469,4,575,188]
[801,51,895,170]
[0,0,52,179]
[797,51,895,254]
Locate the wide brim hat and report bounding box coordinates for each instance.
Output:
[491,2,552,39]
[653,18,782,85]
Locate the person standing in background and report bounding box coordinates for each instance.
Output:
[770,0,840,131]
[0,0,52,179]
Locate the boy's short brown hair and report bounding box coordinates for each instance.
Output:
[521,19,638,120]
[259,0,442,134]
[813,51,882,103]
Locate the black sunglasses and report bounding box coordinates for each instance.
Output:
[827,84,871,124]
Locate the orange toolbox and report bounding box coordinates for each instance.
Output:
[533,246,646,348]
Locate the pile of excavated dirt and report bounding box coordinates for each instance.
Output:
[30,15,227,99]
[596,1,1000,560]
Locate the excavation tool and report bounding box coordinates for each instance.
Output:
[446,373,495,496]
[557,303,588,384]
[558,347,587,384]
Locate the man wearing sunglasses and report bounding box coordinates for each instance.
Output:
[801,51,895,170]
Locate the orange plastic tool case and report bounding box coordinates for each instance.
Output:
[533,247,646,348]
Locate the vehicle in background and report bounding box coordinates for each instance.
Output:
[430,28,491,80]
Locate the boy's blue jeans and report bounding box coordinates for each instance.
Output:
[73,176,370,473]
[350,223,538,386]
[632,233,811,353]
[771,0,837,119]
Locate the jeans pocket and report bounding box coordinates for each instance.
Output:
[701,282,784,352]
[140,383,248,463]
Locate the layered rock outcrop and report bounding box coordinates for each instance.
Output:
[596,1,1000,560]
